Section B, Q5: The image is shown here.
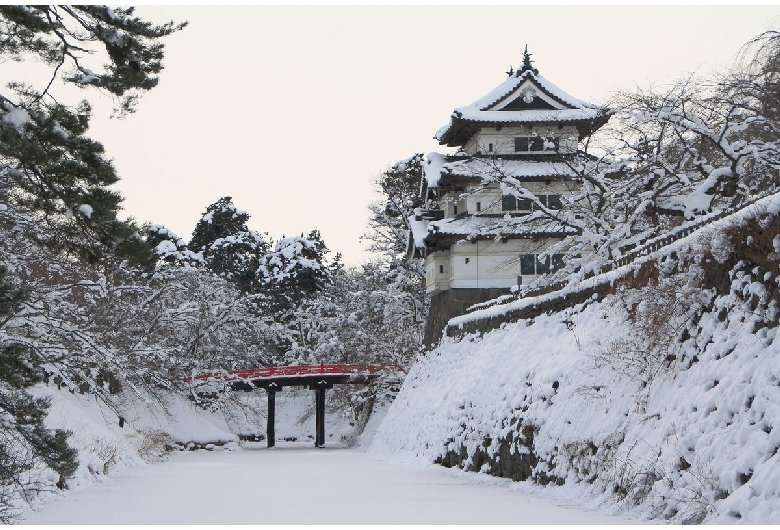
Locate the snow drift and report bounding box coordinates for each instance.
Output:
[372,196,780,524]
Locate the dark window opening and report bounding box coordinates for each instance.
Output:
[514,136,559,152]
[502,195,517,211]
[465,258,470,264]
[536,255,551,274]
[520,253,566,275]
[476,201,482,212]
[520,254,535,275]
[439,264,444,274]
[504,194,564,212]
[488,143,494,152]
[453,205,458,215]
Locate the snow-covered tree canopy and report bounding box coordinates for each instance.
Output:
[0,6,186,114]
[188,197,269,294]
[0,7,184,519]
[364,154,426,260]
[0,6,185,263]
[260,230,331,311]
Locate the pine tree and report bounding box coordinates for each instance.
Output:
[364,154,426,259]
[189,197,269,294]
[260,229,332,312]
[0,6,186,114]
[0,6,185,264]
[147,224,201,267]
[0,265,78,522]
[363,156,428,351]
[0,6,183,518]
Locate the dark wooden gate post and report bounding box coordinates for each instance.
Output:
[267,388,276,448]
[315,386,326,448]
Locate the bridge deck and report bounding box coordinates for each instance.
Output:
[184,364,400,448]
[185,363,392,389]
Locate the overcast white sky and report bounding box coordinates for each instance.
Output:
[71,6,780,265]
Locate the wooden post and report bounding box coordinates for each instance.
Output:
[315,387,326,448]
[267,388,276,448]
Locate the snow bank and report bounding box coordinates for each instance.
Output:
[372,205,780,524]
[24,384,366,517]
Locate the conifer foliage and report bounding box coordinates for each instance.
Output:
[189,197,269,294]
[365,153,425,259]
[0,5,183,520]
[0,6,185,263]
[260,230,332,311]
[0,265,78,523]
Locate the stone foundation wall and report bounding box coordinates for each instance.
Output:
[424,287,510,346]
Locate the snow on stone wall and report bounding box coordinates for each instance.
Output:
[372,203,780,524]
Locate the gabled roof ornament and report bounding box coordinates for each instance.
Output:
[518,44,538,76]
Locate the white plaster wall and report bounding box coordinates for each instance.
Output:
[440,192,467,217]
[425,251,451,293]
[465,189,503,215]
[424,238,568,292]
[463,181,581,215]
[463,125,579,156]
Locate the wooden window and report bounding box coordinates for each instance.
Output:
[536,255,551,274]
[514,136,559,152]
[542,137,560,151]
[504,195,536,211]
[502,195,517,211]
[547,195,563,209]
[520,254,535,275]
[520,253,564,275]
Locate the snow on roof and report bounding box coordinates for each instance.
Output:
[424,213,576,243]
[423,152,449,188]
[409,213,431,249]
[451,158,575,180]
[435,66,605,145]
[451,108,603,126]
[425,155,577,188]
[472,70,598,113]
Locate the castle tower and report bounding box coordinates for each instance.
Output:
[410,49,609,342]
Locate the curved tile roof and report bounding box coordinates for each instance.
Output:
[435,55,608,146]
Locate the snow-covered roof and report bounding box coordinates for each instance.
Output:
[424,155,578,188]
[410,211,577,250]
[435,52,608,147]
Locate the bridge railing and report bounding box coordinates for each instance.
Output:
[184,363,401,383]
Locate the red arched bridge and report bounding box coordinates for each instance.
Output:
[185,364,400,448]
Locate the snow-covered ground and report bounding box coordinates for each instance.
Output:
[19,198,780,525]
[22,387,631,524]
[372,200,780,524]
[21,442,631,525]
